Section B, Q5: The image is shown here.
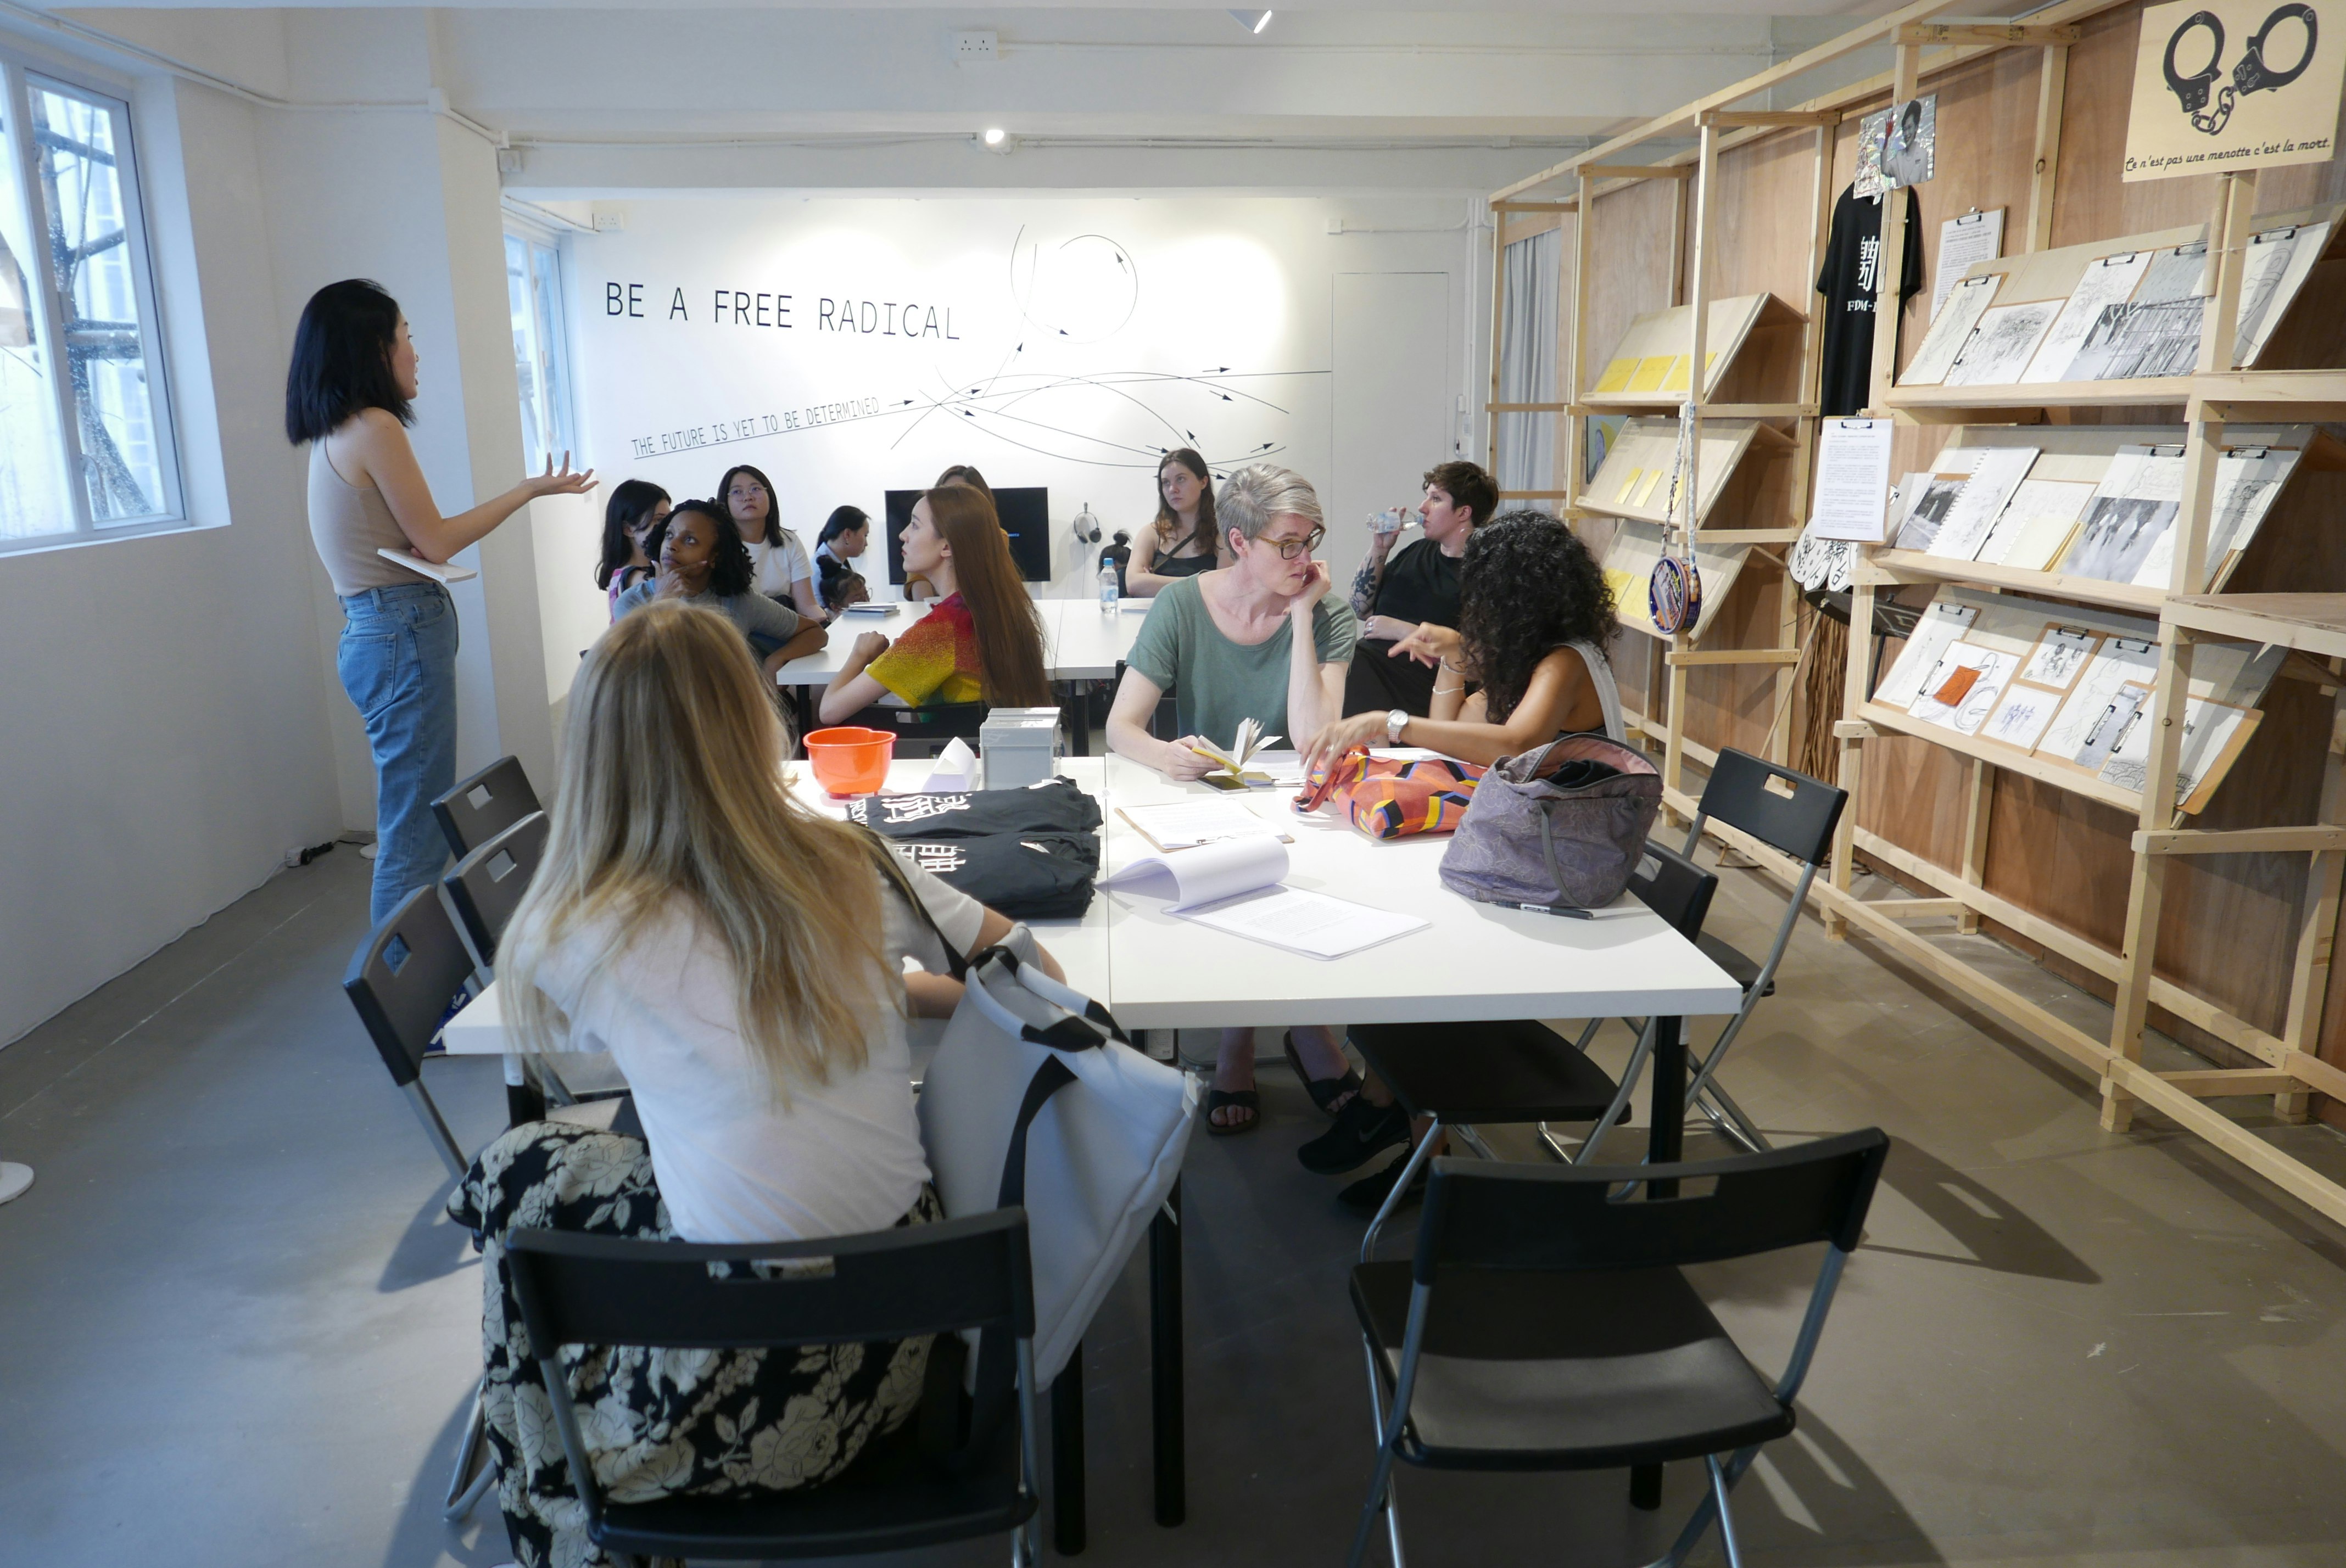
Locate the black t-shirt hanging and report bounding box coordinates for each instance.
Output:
[1815,184,1923,418]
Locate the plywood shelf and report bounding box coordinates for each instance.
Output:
[1856,701,2141,814]
[1862,551,2166,614]
[2165,595,2346,661]
[1887,377,2195,415]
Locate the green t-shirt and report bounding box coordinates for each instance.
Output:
[1126,576,1359,746]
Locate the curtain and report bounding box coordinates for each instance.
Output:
[1495,227,1561,505]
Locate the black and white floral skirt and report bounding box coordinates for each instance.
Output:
[449,1121,940,1568]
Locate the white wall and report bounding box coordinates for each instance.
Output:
[0,67,342,1048]
[561,193,1482,623]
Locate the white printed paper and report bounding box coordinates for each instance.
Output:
[1115,798,1286,852]
[2236,222,2330,368]
[2021,250,2154,382]
[2060,447,2187,585]
[1102,835,1288,911]
[1911,642,2014,735]
[1180,886,1429,961]
[2036,638,2158,763]
[1946,300,2062,387]
[1875,600,1980,710]
[1982,685,2065,750]
[1923,446,2042,563]
[1904,273,2002,387]
[1975,478,2098,570]
[1931,209,2004,320]
[2019,626,2097,690]
[1810,418,1897,542]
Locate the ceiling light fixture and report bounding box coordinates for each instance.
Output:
[982,126,1007,146]
[1228,9,1273,33]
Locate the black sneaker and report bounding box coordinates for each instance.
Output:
[1338,1149,1428,1218]
[1298,1095,1409,1175]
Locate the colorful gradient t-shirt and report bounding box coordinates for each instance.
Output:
[867,593,984,707]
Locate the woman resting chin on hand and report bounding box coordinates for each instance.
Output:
[1301,511,1623,776]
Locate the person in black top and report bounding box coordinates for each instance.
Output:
[1342,459,1495,716]
[1816,182,1923,417]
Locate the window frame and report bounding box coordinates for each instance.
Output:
[501,216,578,472]
[0,46,182,556]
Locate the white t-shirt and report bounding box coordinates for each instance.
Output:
[746,532,814,604]
[532,864,985,1244]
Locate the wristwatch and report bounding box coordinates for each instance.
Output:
[1386,708,1409,743]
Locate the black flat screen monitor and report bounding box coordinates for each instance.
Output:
[884,486,1051,584]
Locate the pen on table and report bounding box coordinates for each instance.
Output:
[1493,899,1594,921]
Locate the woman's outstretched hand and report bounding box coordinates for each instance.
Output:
[527,453,599,498]
[1301,710,1388,777]
[1392,621,1462,669]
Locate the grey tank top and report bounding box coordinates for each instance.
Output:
[308,441,417,597]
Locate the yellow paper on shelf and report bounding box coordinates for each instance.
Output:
[1628,356,1677,392]
[1632,469,1666,507]
[1657,355,1694,393]
[1615,467,1646,503]
[1604,567,1644,621]
[1592,357,1640,394]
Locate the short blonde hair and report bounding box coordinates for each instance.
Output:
[1215,464,1323,545]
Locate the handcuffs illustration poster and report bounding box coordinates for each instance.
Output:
[2126,0,2344,179]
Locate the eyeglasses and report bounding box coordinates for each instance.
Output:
[1256,527,1325,561]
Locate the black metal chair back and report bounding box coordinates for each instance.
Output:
[342,885,477,1178]
[1688,748,1846,870]
[444,811,549,971]
[506,1211,1042,1563]
[432,755,542,860]
[1416,1129,1886,1284]
[1627,838,1717,942]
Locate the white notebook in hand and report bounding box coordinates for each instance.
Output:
[1101,837,1428,960]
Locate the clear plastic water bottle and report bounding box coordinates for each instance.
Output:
[1098,555,1119,611]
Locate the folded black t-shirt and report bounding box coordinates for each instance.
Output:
[847,777,1103,839]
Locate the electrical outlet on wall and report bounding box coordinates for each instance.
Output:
[949,29,998,62]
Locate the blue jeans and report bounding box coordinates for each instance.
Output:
[338,583,459,925]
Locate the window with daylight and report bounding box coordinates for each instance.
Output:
[0,57,178,551]
[505,230,576,470]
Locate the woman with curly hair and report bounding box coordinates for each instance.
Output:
[1302,510,1621,774]
[613,499,828,681]
[1293,512,1624,1217]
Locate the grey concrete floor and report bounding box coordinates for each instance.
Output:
[3,844,2345,1567]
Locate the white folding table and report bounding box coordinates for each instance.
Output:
[437,748,1742,1548]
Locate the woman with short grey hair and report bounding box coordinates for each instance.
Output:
[1107,463,1359,1135]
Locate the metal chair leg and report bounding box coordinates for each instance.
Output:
[1351,1339,1409,1568]
[1709,1454,1746,1568]
[1360,1120,1444,1264]
[1571,1020,1659,1166]
[442,1376,493,1520]
[1694,1077,1770,1153]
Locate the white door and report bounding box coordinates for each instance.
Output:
[1328,272,1453,596]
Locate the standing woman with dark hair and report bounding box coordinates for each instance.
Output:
[286,278,595,925]
[1126,448,1221,597]
[595,479,671,617]
[818,485,1049,724]
[719,463,824,621]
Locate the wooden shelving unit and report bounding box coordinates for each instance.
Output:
[1487,0,2346,1229]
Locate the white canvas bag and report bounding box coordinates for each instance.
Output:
[917,948,1197,1385]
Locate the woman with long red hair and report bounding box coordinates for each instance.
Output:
[819,483,1051,723]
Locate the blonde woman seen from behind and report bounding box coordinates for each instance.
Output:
[460,601,1060,1568]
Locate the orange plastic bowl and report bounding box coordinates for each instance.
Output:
[803,726,895,796]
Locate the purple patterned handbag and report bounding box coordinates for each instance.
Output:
[1439,733,1663,909]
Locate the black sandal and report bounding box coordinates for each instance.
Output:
[1282,1030,1362,1117]
[1205,1088,1260,1135]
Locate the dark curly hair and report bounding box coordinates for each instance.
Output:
[668,499,756,598]
[1457,511,1617,723]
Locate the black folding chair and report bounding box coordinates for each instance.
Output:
[432,754,542,860]
[342,884,624,1520]
[1346,1130,1889,1568]
[442,811,548,973]
[1641,749,1847,1155]
[506,1210,1044,1567]
[1347,838,1722,1245]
